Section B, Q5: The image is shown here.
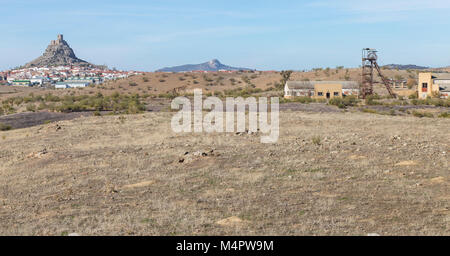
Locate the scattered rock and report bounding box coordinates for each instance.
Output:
[122,180,155,189]
[27,148,48,159]
[429,177,445,185]
[395,160,418,166]
[216,216,245,227]
[349,155,367,160]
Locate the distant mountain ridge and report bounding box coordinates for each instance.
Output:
[156,59,253,72]
[383,64,429,70]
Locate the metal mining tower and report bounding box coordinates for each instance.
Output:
[361,48,396,99]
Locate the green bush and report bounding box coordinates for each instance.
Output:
[223,87,263,98]
[312,136,321,146]
[329,96,359,109]
[361,108,378,114]
[26,104,36,112]
[0,123,12,131]
[365,95,382,105]
[290,96,314,104]
[438,112,450,118]
[412,111,434,118]
[408,92,418,99]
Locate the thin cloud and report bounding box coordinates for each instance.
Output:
[306,0,450,24]
[137,26,281,43]
[309,0,450,12]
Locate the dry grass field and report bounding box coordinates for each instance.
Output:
[0,111,448,235]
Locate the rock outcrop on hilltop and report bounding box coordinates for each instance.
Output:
[25,34,93,68]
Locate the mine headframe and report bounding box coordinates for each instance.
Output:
[361,48,397,99]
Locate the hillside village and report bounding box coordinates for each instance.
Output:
[0,66,141,87]
[0,35,141,88]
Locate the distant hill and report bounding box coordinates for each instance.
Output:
[156,59,253,72]
[25,34,96,68]
[383,64,429,70]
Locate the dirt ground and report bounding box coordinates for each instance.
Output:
[0,111,448,236]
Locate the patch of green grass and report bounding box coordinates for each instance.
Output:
[304,168,324,173]
[285,169,300,174]
[360,108,378,114]
[281,96,315,104]
[141,218,155,224]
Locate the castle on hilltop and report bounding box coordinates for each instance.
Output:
[24,34,94,68]
[50,34,64,45]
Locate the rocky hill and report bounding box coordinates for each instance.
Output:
[25,35,93,68]
[156,59,253,72]
[382,64,429,70]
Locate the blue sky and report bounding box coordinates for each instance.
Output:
[1,0,450,71]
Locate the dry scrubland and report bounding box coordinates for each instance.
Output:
[0,67,422,101]
[0,111,448,235]
[0,67,434,119]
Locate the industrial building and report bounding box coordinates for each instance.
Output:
[55,77,101,89]
[284,81,359,99]
[11,80,31,86]
[418,73,450,99]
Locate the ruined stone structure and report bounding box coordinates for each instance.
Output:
[25,34,93,68]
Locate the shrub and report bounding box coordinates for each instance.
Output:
[365,95,382,105]
[312,136,321,146]
[38,102,48,110]
[438,112,450,118]
[291,97,314,104]
[129,82,138,87]
[329,96,359,109]
[26,104,36,112]
[361,108,378,114]
[412,111,434,118]
[158,92,178,99]
[0,123,12,131]
[409,92,418,99]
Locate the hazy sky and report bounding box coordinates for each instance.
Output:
[1,0,450,71]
